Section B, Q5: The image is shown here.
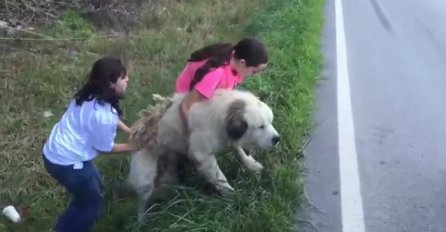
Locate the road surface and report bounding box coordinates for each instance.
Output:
[303,0,446,231]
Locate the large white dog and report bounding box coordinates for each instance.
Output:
[127,89,280,219]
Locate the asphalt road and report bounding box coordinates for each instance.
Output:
[303,0,446,231]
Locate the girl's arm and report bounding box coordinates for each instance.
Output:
[181,89,206,111]
[181,69,223,120]
[118,119,132,134]
[90,117,136,154]
[180,89,207,125]
[110,142,137,153]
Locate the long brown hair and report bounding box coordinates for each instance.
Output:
[74,57,126,116]
[188,38,268,90]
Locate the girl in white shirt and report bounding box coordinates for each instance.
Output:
[42,57,137,232]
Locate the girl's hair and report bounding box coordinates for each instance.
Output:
[188,38,268,90]
[73,57,127,116]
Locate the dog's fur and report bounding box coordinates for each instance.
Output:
[127,89,280,219]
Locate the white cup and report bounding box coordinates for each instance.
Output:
[2,205,21,223]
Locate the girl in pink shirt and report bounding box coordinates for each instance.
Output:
[175,38,269,125]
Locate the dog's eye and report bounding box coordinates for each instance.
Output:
[259,125,265,129]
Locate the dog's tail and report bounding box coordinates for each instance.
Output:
[129,93,174,150]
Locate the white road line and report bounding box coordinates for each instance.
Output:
[335,0,366,231]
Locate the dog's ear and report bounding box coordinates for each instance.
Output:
[225,100,248,140]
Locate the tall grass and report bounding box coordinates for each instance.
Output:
[0,0,325,231]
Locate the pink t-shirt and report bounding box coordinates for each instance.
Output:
[175,60,244,98]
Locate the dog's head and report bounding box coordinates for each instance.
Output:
[225,99,280,149]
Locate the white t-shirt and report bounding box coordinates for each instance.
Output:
[43,98,119,168]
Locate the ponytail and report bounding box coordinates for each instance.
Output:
[188,43,233,90]
[187,38,268,91]
[188,43,233,62]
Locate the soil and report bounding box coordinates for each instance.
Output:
[0,0,148,32]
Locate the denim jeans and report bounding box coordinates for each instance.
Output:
[43,155,104,232]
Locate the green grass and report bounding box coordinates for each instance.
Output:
[0,0,325,231]
[243,0,326,229]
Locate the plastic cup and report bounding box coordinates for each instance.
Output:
[2,205,21,223]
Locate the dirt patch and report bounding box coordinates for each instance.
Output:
[0,0,151,32]
[81,0,144,32]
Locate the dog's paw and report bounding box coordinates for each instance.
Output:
[254,171,262,181]
[245,157,264,174]
[216,183,235,194]
[251,161,264,173]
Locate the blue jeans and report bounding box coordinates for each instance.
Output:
[43,155,104,232]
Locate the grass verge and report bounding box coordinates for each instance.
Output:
[241,0,326,230]
[0,0,325,231]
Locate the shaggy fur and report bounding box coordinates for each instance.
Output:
[127,89,280,220]
[129,94,173,150]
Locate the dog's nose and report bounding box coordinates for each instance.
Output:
[272,135,280,145]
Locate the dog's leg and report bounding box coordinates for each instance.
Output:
[234,146,264,175]
[136,183,155,222]
[175,152,194,184]
[127,149,158,222]
[190,151,234,193]
[189,131,234,193]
